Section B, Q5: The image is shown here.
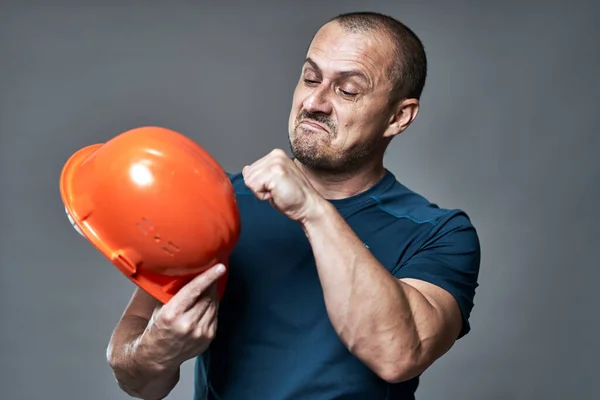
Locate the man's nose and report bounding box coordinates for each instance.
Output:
[302,85,333,115]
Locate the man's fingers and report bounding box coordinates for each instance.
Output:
[242,151,276,185]
[193,296,219,340]
[168,264,226,311]
[243,164,272,200]
[184,282,218,322]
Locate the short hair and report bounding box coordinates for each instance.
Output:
[328,11,428,102]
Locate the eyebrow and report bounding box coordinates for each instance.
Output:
[304,57,371,87]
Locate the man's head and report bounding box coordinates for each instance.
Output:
[288,12,427,173]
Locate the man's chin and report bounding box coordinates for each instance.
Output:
[289,148,342,172]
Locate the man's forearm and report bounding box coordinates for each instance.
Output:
[107,316,180,400]
[301,200,437,382]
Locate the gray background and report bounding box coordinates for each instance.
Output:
[1,1,598,399]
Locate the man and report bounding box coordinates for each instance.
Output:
[106,11,481,400]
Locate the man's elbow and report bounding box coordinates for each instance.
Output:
[349,337,430,383]
[374,338,459,383]
[372,354,429,384]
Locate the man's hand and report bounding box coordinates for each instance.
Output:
[136,264,226,372]
[242,149,324,223]
[107,264,226,399]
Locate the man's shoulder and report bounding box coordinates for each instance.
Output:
[373,175,475,231]
[369,175,480,267]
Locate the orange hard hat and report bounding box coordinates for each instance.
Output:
[59,126,241,304]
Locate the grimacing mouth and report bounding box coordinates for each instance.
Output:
[299,119,329,133]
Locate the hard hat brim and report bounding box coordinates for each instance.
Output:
[59,143,104,244]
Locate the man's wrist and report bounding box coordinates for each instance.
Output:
[134,330,177,376]
[300,196,335,233]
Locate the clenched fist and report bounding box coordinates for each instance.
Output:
[242,149,325,223]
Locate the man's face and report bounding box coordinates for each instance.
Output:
[288,22,398,172]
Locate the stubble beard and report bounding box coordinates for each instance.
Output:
[289,124,380,174]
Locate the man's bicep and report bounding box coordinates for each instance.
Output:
[392,213,481,339]
[399,277,463,349]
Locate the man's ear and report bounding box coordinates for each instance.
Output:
[383,98,420,138]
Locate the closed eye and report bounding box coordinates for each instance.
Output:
[303,78,358,98]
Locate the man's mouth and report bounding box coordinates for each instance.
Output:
[299,120,328,133]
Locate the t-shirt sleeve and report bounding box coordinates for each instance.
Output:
[391,211,481,339]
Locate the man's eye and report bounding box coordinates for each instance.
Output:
[339,88,357,97]
[304,79,319,85]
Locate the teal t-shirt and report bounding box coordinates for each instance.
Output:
[194,170,481,399]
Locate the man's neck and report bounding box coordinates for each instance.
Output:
[294,159,387,200]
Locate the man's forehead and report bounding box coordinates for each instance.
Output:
[306,22,392,68]
[305,22,393,82]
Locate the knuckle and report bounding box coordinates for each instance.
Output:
[206,326,216,341]
[270,149,288,161]
[190,328,203,340]
[207,322,218,341]
[272,163,285,175]
[193,326,209,340]
[160,309,177,324]
[174,318,193,334]
[191,278,210,294]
